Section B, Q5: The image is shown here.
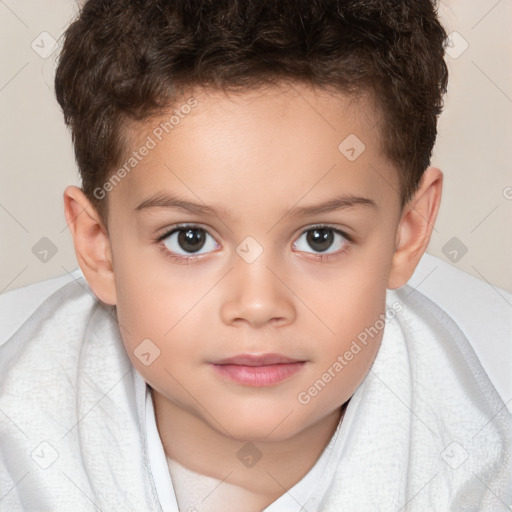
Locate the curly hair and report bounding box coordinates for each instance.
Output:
[55,0,449,224]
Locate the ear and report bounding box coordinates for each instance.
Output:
[387,167,443,290]
[63,185,117,305]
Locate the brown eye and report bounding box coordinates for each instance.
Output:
[161,225,220,256]
[177,228,206,253]
[305,228,335,252]
[293,226,349,255]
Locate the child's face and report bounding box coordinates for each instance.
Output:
[92,84,410,440]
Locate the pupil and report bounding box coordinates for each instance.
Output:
[307,228,333,252]
[178,229,205,253]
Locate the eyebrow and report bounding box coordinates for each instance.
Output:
[134,192,377,218]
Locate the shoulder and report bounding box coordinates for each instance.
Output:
[0,267,95,346]
[403,252,512,410]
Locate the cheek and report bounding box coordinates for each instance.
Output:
[295,249,389,337]
[112,253,212,380]
[111,230,189,331]
[292,252,389,389]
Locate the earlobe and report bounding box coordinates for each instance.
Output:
[63,185,117,305]
[387,167,443,290]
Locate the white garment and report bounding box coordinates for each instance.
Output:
[0,253,511,511]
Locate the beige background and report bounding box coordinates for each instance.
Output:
[0,0,511,294]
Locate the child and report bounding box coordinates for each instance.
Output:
[1,1,511,510]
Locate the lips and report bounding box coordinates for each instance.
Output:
[209,353,307,387]
[212,353,304,366]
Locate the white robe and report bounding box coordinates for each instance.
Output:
[0,253,511,511]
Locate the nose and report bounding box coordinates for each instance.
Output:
[220,252,296,329]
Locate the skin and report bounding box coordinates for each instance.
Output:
[64,83,442,510]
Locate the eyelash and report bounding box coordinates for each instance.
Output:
[154,223,354,264]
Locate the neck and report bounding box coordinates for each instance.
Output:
[151,388,347,500]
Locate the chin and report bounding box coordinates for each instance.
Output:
[215,411,307,443]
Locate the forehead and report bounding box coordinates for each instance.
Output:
[112,83,398,216]
[131,83,381,151]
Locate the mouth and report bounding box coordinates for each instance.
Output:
[209,353,307,387]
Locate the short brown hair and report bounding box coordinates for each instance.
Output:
[55,0,449,224]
